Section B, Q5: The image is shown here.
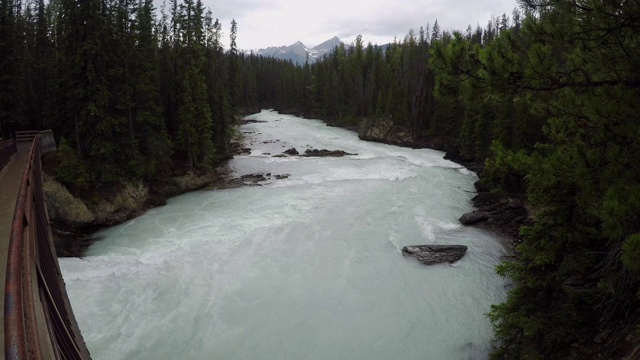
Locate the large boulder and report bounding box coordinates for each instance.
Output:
[459,211,489,225]
[401,244,468,265]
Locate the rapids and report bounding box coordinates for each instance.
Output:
[60,110,507,360]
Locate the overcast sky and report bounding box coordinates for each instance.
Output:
[192,0,519,50]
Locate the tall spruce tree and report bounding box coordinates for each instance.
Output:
[176,0,214,171]
[226,18,240,114]
[130,0,172,179]
[0,0,25,137]
[56,0,125,182]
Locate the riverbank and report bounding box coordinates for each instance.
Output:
[44,162,232,257]
[48,109,528,257]
[45,137,326,257]
[59,108,507,360]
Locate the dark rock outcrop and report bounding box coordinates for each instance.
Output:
[302,149,357,157]
[358,116,415,147]
[283,147,299,155]
[357,116,462,154]
[462,191,533,247]
[401,244,468,265]
[443,148,483,173]
[226,173,267,187]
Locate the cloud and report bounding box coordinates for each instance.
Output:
[205,0,280,20]
[194,0,518,49]
[326,0,517,41]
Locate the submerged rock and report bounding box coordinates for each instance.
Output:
[401,245,468,265]
[302,149,357,157]
[242,119,267,124]
[236,173,267,184]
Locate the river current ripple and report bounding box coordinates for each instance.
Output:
[60,110,507,360]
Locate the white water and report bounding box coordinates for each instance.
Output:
[60,110,507,360]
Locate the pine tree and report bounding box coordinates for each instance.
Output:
[131,0,172,179]
[0,0,26,137]
[175,0,214,172]
[204,15,230,154]
[56,0,122,182]
[484,1,640,358]
[226,18,240,113]
[27,0,53,130]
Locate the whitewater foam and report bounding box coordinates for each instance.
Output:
[60,110,506,360]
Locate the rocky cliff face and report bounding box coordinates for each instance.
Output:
[356,116,483,172]
[357,117,415,147]
[44,172,222,257]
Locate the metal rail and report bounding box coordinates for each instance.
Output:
[5,139,91,359]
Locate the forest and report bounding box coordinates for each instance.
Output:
[1,0,639,358]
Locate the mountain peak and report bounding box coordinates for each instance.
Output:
[257,37,343,65]
[312,37,343,53]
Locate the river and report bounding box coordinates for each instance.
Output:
[60,110,507,360]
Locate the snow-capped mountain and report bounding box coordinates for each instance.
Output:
[257,37,343,65]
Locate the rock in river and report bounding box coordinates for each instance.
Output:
[459,211,489,225]
[401,245,468,265]
[302,149,357,157]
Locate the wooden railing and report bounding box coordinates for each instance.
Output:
[0,139,17,171]
[15,131,39,143]
[5,139,91,359]
[14,130,57,155]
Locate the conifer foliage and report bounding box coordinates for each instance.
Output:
[1,0,639,357]
[0,0,243,185]
[233,3,640,357]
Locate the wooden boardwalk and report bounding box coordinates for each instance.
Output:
[0,142,30,354]
[2,135,90,359]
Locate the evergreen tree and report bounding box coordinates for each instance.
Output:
[479,1,640,358]
[56,0,124,182]
[131,0,172,179]
[0,0,26,137]
[226,18,240,113]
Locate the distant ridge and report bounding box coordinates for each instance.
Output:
[256,37,343,65]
